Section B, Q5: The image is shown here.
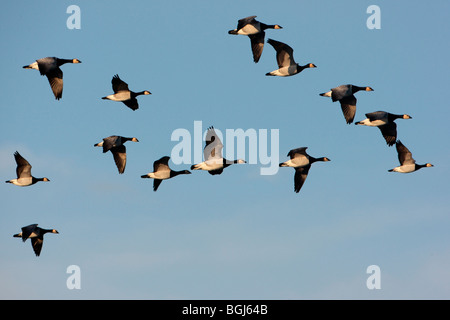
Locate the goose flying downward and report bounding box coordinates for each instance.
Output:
[94,135,139,174]
[388,140,433,173]
[279,147,330,193]
[265,39,316,77]
[5,151,50,187]
[355,111,412,146]
[141,156,191,191]
[102,74,151,111]
[14,224,59,257]
[191,126,246,175]
[320,84,374,124]
[228,16,283,63]
[23,56,81,100]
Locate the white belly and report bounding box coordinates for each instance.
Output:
[147,171,170,180]
[268,66,297,77]
[238,24,260,35]
[393,164,415,173]
[105,92,131,101]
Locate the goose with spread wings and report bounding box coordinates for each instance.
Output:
[191,126,246,175]
[228,16,283,63]
[23,57,81,100]
[141,156,191,191]
[320,84,374,124]
[355,111,412,146]
[279,147,330,193]
[94,135,139,174]
[14,224,59,257]
[5,151,50,187]
[265,39,316,77]
[102,74,151,111]
[388,140,433,173]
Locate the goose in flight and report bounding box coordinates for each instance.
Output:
[102,74,151,111]
[14,224,59,257]
[228,16,282,63]
[141,156,191,191]
[388,140,433,173]
[279,147,330,193]
[320,84,374,124]
[191,126,246,175]
[265,39,316,77]
[94,135,139,174]
[355,111,412,146]
[23,57,81,100]
[5,151,50,186]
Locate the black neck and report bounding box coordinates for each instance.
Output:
[170,170,189,177]
[352,85,367,93]
[57,58,73,65]
[310,156,327,163]
[260,23,276,30]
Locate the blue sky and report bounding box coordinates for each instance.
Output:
[1,0,449,299]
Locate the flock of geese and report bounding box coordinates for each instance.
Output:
[7,15,433,257]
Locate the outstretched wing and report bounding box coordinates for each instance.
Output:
[204,127,223,161]
[14,151,32,178]
[267,39,295,68]
[153,156,171,172]
[236,16,257,30]
[153,179,163,191]
[249,32,265,63]
[339,95,357,124]
[21,224,38,242]
[287,147,308,159]
[396,140,415,165]
[294,165,311,193]
[111,74,130,93]
[122,97,139,111]
[378,123,397,146]
[46,67,63,100]
[111,145,127,174]
[31,237,44,256]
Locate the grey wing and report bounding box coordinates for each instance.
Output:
[153,156,171,172]
[366,111,385,122]
[102,136,118,153]
[378,123,397,146]
[237,16,257,30]
[111,145,127,174]
[269,39,295,68]
[294,165,311,193]
[331,85,351,102]
[14,152,32,178]
[249,31,265,63]
[36,57,57,75]
[21,224,38,242]
[288,147,308,159]
[339,95,357,124]
[204,127,223,160]
[46,67,63,100]
[396,141,415,165]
